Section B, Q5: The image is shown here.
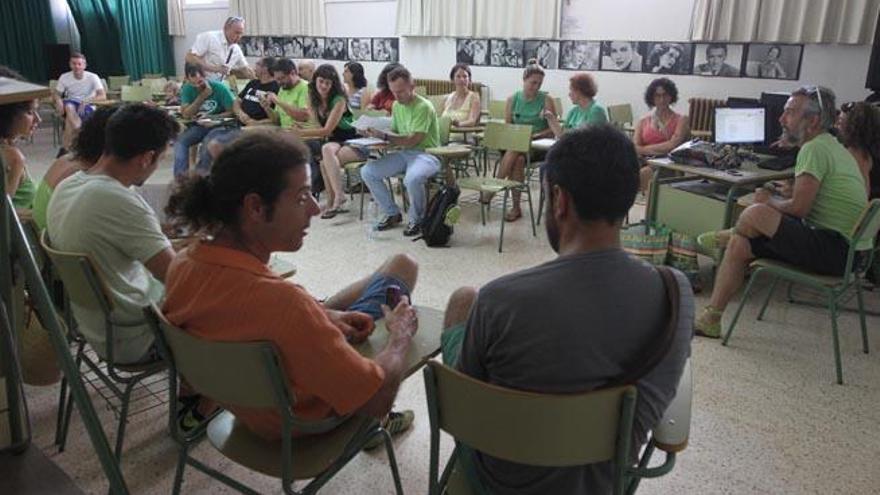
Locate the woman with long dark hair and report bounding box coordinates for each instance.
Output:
[343,61,372,110]
[0,66,41,214]
[297,64,369,218]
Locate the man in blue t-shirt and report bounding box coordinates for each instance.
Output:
[172,63,235,178]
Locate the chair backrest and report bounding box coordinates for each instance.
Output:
[429,94,447,115]
[414,85,427,96]
[120,84,153,102]
[140,77,167,94]
[107,75,130,91]
[21,220,46,272]
[688,97,725,135]
[424,362,636,467]
[851,199,880,248]
[438,115,452,145]
[100,78,109,92]
[146,305,283,409]
[607,103,634,127]
[39,231,114,315]
[482,121,532,153]
[488,99,506,120]
[553,96,564,118]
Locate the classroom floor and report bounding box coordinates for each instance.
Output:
[15,124,880,494]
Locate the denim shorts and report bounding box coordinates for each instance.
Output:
[347,274,412,321]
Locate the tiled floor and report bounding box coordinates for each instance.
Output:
[15,126,880,494]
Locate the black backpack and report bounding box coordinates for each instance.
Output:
[414,184,461,247]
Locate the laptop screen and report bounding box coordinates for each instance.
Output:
[715,107,765,144]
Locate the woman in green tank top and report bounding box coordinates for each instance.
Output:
[497,61,556,222]
[1,86,42,215]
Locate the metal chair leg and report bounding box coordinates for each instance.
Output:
[829,295,844,385]
[722,270,761,346]
[172,443,190,495]
[757,277,780,321]
[498,190,509,253]
[382,430,405,495]
[113,381,137,459]
[536,186,544,226]
[855,282,870,354]
[54,376,68,445]
[525,187,536,237]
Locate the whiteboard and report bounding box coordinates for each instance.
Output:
[324,0,397,38]
[561,0,696,41]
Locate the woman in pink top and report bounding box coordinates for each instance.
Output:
[633,77,689,193]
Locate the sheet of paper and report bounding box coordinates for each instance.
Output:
[352,115,393,133]
[531,138,557,150]
[346,137,387,147]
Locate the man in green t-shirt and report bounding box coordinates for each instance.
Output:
[267,58,310,128]
[361,66,441,236]
[174,63,235,178]
[695,86,870,338]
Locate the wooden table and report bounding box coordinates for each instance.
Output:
[646,157,794,233]
[355,306,444,377]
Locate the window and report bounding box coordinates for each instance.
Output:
[185,0,229,8]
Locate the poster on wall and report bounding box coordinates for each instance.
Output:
[373,38,399,62]
[323,38,348,60]
[490,39,524,68]
[600,41,647,72]
[524,40,560,69]
[301,37,325,59]
[263,37,286,57]
[282,37,303,58]
[349,38,372,61]
[559,41,600,70]
[642,42,694,75]
[692,43,744,77]
[744,43,803,80]
[242,36,264,57]
[456,39,489,66]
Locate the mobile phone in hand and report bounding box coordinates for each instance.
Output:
[385,285,402,309]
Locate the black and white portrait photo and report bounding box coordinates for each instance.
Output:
[242,36,264,57]
[490,39,524,68]
[744,43,803,80]
[559,41,600,70]
[692,43,744,77]
[643,42,694,75]
[600,41,646,72]
[323,38,347,60]
[457,39,489,66]
[372,38,399,62]
[283,37,303,58]
[349,38,372,61]
[301,37,325,59]
[524,40,560,69]
[263,37,285,58]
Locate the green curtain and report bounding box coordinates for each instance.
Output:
[67,0,175,80]
[116,0,176,80]
[66,0,125,77]
[0,0,58,82]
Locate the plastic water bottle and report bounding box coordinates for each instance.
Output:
[365,200,379,240]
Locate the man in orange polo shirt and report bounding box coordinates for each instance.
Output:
[162,131,419,441]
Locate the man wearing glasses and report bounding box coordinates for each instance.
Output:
[695,86,870,337]
[186,16,255,81]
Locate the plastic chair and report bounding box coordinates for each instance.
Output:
[427,116,475,185]
[40,231,166,459]
[144,305,404,495]
[723,199,880,384]
[120,85,154,103]
[456,122,537,252]
[608,104,635,135]
[487,100,506,121]
[423,360,690,495]
[107,76,130,91]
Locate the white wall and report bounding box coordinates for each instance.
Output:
[171,6,230,76]
[174,0,875,115]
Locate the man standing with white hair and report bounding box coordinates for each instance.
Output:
[186,16,255,81]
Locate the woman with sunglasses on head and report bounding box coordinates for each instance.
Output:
[837,101,880,199]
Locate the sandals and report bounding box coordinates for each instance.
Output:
[320,201,351,219]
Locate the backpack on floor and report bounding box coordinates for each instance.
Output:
[414,184,461,247]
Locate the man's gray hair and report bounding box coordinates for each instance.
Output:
[224,16,244,29]
[792,85,836,130]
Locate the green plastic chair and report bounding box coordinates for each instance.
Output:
[487,100,506,121]
[107,76,130,92]
[40,231,166,459]
[423,360,690,495]
[120,85,153,103]
[723,199,880,384]
[608,103,635,136]
[427,116,475,184]
[457,121,537,252]
[144,305,404,495]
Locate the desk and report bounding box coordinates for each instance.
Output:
[646,158,794,234]
[531,138,556,151]
[355,306,444,377]
[450,124,484,144]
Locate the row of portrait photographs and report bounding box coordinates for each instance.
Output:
[456,39,804,80]
[241,36,400,63]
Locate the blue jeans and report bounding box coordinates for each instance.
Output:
[347,274,412,321]
[173,125,238,177]
[360,150,440,225]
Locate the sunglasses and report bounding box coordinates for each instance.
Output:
[841,101,855,113]
[805,85,826,115]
